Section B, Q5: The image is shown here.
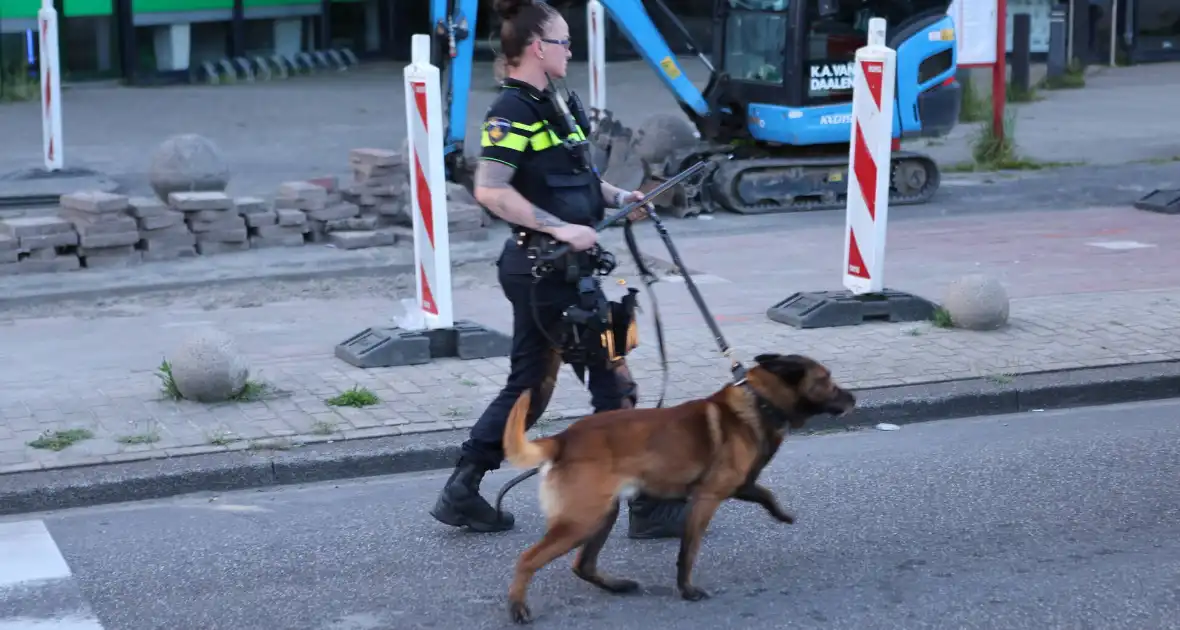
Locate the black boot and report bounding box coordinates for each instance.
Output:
[430,457,515,533]
[627,493,688,539]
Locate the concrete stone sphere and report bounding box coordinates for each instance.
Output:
[148,133,231,202]
[941,274,1010,330]
[169,329,250,402]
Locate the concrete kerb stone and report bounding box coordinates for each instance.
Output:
[3,360,1180,517]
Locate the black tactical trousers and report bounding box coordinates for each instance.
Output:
[461,267,626,471]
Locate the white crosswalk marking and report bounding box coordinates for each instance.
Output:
[0,520,104,629]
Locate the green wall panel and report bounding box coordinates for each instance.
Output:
[131,0,234,13]
[243,0,321,6]
[65,0,112,16]
[2,0,41,20]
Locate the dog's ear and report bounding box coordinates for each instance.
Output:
[755,353,807,385]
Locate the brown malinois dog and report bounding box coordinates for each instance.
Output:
[500,352,857,624]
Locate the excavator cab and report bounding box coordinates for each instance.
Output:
[703,0,960,147]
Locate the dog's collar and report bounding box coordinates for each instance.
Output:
[739,381,794,431]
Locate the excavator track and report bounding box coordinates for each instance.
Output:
[703,151,942,215]
[588,112,942,218]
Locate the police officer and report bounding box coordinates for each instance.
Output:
[429,0,687,539]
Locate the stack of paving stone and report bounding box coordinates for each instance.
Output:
[445,183,492,243]
[337,147,493,247]
[342,148,411,225]
[275,178,396,250]
[127,196,196,261]
[58,191,143,269]
[237,196,305,249]
[169,191,249,255]
[0,215,81,274]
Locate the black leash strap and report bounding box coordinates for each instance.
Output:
[622,219,668,409]
[642,204,747,385]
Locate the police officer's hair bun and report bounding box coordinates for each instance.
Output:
[496,0,558,67]
[493,0,533,20]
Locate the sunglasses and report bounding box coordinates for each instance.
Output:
[539,38,571,48]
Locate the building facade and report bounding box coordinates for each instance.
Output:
[0,0,1176,86]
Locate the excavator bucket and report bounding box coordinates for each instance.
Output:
[589,110,648,194]
[589,110,706,219]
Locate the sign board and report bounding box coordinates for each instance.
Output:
[1005,0,1053,54]
[947,0,998,65]
[808,60,855,99]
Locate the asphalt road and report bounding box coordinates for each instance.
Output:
[3,399,1180,630]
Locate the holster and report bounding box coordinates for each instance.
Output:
[517,229,598,283]
[525,285,643,425]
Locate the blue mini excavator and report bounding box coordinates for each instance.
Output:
[427,0,961,215]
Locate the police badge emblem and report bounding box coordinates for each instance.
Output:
[486,117,510,143]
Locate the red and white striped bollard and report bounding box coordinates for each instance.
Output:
[843,17,896,296]
[38,0,63,172]
[404,34,454,329]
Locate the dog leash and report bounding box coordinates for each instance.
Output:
[622,218,669,408]
[493,159,748,518]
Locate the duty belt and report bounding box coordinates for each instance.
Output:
[516,229,614,281]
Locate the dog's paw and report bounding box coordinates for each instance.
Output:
[775,510,796,525]
[679,585,710,601]
[509,601,533,624]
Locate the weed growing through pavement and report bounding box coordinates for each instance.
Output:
[1042,60,1086,90]
[155,358,275,403]
[117,432,160,445]
[986,372,1015,385]
[248,438,297,452]
[931,307,954,329]
[311,420,339,435]
[28,428,94,451]
[207,429,237,446]
[325,385,380,408]
[229,377,273,402]
[1005,82,1042,104]
[0,64,37,103]
[156,360,183,400]
[958,75,989,123]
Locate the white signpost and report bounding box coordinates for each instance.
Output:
[403,34,454,330]
[586,0,607,124]
[842,18,896,296]
[38,0,63,172]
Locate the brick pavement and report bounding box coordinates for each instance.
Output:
[2,205,1180,474]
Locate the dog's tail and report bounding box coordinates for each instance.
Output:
[503,390,559,469]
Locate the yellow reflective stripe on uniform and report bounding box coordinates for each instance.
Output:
[529,133,555,151]
[483,117,586,152]
[528,125,587,151]
[481,129,530,151]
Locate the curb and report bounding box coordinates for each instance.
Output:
[3,360,1180,517]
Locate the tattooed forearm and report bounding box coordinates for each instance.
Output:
[531,206,567,228]
[473,158,566,233]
